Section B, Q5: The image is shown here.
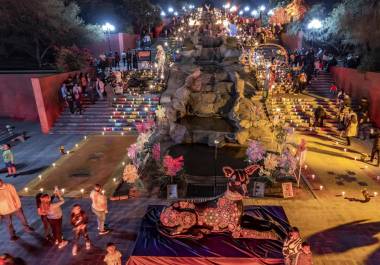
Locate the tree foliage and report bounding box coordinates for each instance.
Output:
[56,46,92,72]
[0,0,101,68]
[288,0,380,71]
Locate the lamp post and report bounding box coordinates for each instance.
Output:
[102,23,115,53]
[307,19,322,48]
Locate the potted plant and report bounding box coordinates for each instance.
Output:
[163,155,184,199]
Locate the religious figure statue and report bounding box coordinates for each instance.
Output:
[155,45,166,78]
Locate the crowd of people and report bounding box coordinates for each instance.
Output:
[0,179,122,264]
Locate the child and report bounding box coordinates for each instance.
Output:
[1,144,16,177]
[71,204,91,256]
[36,193,53,242]
[104,242,122,265]
[293,242,313,265]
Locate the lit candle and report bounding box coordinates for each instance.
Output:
[75,144,79,148]
[40,188,44,192]
[80,189,84,194]
[374,192,378,196]
[319,185,323,190]
[38,174,42,180]
[341,191,345,196]
[24,187,28,192]
[52,163,56,167]
[311,174,315,180]
[61,188,65,194]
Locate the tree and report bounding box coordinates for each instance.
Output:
[0,0,101,68]
[120,0,161,34]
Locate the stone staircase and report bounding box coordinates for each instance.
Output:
[308,71,335,98]
[51,89,160,135]
[264,72,341,136]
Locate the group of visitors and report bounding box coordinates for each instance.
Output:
[0,179,122,264]
[283,227,313,265]
[98,50,138,72]
[60,72,110,113]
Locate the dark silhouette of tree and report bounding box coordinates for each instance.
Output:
[0,0,101,68]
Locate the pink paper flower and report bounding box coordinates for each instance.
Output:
[163,155,184,177]
[246,140,266,163]
[135,119,155,133]
[127,144,138,161]
[152,143,161,162]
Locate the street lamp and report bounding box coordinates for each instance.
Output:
[230,5,237,12]
[259,5,266,12]
[224,3,231,9]
[160,11,166,17]
[102,22,115,53]
[239,10,244,15]
[168,7,174,13]
[244,6,250,12]
[307,18,322,29]
[251,10,258,17]
[268,9,274,16]
[174,11,178,16]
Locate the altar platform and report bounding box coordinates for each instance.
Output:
[126,205,290,265]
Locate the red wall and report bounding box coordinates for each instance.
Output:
[87,33,138,57]
[0,73,46,121]
[31,71,84,133]
[331,66,380,127]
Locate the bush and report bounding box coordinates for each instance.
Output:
[55,46,92,72]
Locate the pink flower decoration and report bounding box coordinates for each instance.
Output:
[135,119,155,133]
[127,144,138,161]
[152,143,161,162]
[246,140,266,163]
[163,155,184,177]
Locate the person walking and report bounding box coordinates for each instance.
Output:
[369,128,380,167]
[36,193,53,242]
[0,179,34,241]
[66,89,75,114]
[114,52,120,69]
[121,51,126,68]
[345,111,358,146]
[71,204,91,256]
[313,106,326,128]
[96,77,105,100]
[126,50,132,70]
[43,189,68,248]
[73,83,82,115]
[90,184,110,235]
[1,144,16,177]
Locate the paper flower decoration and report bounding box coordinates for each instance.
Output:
[246,140,266,163]
[163,155,184,177]
[152,143,161,162]
[279,150,297,175]
[127,144,138,161]
[155,105,166,120]
[264,153,279,171]
[135,119,155,134]
[123,164,139,183]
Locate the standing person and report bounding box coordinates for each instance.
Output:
[90,184,110,235]
[298,72,308,93]
[345,111,358,146]
[0,179,34,241]
[66,89,75,114]
[121,50,127,68]
[71,204,91,256]
[73,83,82,115]
[126,50,132,70]
[314,106,326,128]
[1,144,16,177]
[114,52,120,69]
[60,83,68,106]
[293,242,313,265]
[133,50,138,70]
[80,72,88,95]
[44,189,68,248]
[104,242,122,265]
[369,128,380,167]
[36,193,53,242]
[96,77,105,100]
[283,227,303,265]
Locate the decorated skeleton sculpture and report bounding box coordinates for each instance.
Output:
[155,45,166,78]
[159,165,279,240]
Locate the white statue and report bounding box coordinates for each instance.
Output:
[155,45,166,78]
